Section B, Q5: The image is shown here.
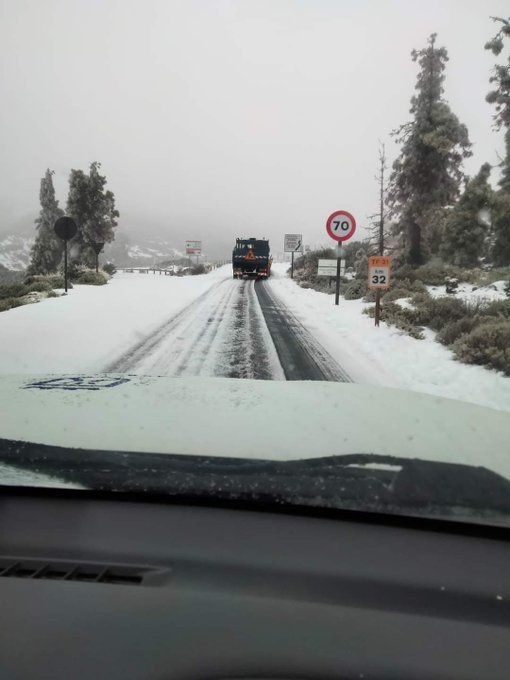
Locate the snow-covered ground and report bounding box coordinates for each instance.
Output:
[427,280,507,303]
[270,264,510,412]
[0,266,231,374]
[1,261,509,413]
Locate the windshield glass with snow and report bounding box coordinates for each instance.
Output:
[1,1,510,527]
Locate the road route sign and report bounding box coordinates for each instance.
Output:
[284,234,303,252]
[186,240,202,254]
[326,210,356,242]
[317,259,337,277]
[368,256,391,290]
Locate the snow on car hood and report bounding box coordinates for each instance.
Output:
[1,374,510,481]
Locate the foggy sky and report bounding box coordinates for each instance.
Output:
[1,0,508,256]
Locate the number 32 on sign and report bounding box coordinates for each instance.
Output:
[368,256,391,289]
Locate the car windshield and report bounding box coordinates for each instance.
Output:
[1,0,510,527]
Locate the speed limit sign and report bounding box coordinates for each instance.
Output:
[326,210,356,242]
[368,256,391,290]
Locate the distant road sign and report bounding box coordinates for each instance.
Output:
[317,259,337,277]
[186,240,202,254]
[368,256,391,289]
[90,242,105,255]
[326,210,356,242]
[284,234,303,253]
[54,216,77,241]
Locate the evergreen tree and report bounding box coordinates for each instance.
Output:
[27,169,64,275]
[485,17,510,265]
[441,163,494,267]
[387,34,472,264]
[66,162,119,266]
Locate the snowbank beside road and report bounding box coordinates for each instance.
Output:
[0,267,231,374]
[269,264,510,412]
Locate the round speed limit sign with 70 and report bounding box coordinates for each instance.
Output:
[326,210,356,242]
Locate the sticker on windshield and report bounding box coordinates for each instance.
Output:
[23,376,131,391]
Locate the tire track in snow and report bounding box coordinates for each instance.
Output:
[105,278,284,379]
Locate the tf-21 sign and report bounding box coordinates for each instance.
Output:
[368,256,391,289]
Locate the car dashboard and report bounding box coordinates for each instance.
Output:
[0,487,509,679]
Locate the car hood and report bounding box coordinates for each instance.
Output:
[0,374,509,482]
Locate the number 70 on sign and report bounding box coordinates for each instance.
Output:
[368,256,391,290]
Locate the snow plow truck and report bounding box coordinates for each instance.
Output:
[232,238,272,280]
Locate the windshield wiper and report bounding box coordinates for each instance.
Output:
[1,437,510,521]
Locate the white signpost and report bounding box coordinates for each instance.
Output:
[317,259,337,277]
[284,233,303,279]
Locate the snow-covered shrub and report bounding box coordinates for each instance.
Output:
[363,302,424,339]
[413,296,468,331]
[437,316,481,346]
[481,299,510,319]
[0,283,29,299]
[102,262,117,275]
[453,321,510,375]
[344,278,367,300]
[0,297,26,313]
[73,270,109,285]
[191,264,206,275]
[26,280,53,293]
[382,284,415,303]
[445,277,459,294]
[505,280,510,298]
[394,262,475,286]
[410,289,431,306]
[24,274,70,290]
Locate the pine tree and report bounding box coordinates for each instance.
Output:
[66,162,119,266]
[27,169,64,275]
[440,163,494,267]
[387,34,472,265]
[485,17,510,265]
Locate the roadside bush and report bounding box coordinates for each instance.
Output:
[452,321,510,375]
[382,285,415,303]
[24,274,70,289]
[344,278,367,300]
[73,270,109,285]
[364,302,424,339]
[505,280,510,298]
[412,296,468,331]
[0,297,25,313]
[26,281,53,294]
[102,262,117,276]
[46,290,59,298]
[410,289,431,306]
[480,299,510,319]
[393,262,475,287]
[0,283,29,299]
[191,264,206,275]
[437,316,481,346]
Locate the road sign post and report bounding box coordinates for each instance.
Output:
[326,211,356,306]
[284,234,303,279]
[90,242,105,273]
[368,256,391,326]
[54,217,78,293]
[334,245,346,306]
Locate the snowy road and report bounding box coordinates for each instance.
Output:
[106,277,351,381]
